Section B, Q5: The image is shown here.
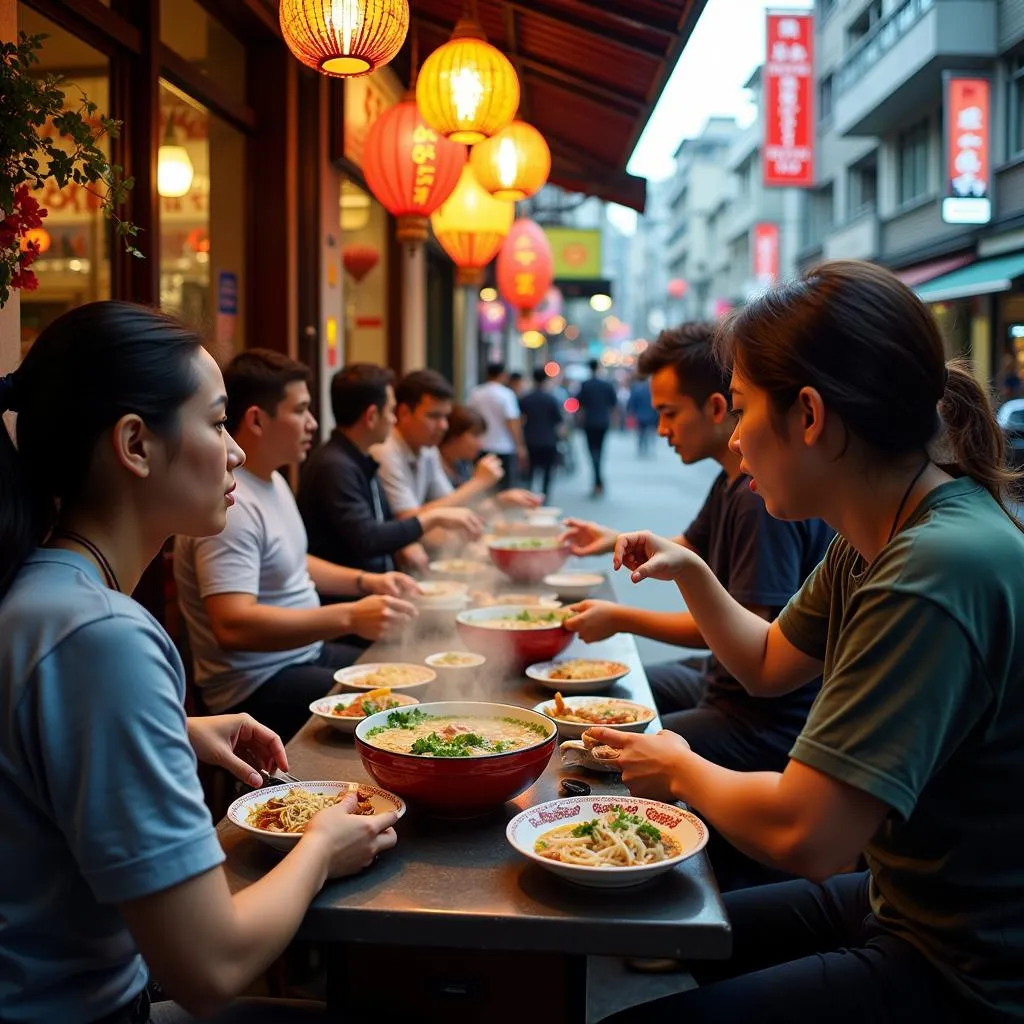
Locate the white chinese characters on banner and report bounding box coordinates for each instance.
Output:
[952,107,986,199]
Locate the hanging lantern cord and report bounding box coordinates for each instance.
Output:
[410,23,419,87]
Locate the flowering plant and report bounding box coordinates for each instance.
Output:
[0,31,140,307]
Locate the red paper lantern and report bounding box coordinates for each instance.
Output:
[667,278,688,299]
[496,218,553,313]
[343,244,380,282]
[363,98,467,248]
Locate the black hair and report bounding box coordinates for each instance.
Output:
[395,369,454,411]
[532,367,547,385]
[442,404,486,444]
[0,301,203,601]
[485,361,505,379]
[331,363,394,427]
[223,348,310,434]
[638,321,728,407]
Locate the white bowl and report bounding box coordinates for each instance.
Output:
[424,650,487,670]
[415,581,471,608]
[227,780,406,852]
[429,559,491,580]
[530,695,655,740]
[526,658,630,694]
[507,796,708,888]
[471,590,561,609]
[333,663,437,693]
[542,572,604,602]
[527,506,562,520]
[309,691,420,735]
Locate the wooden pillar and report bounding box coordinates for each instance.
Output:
[0,0,21,377]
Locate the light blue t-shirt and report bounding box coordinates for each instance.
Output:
[174,468,323,712]
[0,550,225,1023]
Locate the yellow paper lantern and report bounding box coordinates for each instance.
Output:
[431,164,514,286]
[279,0,409,78]
[470,120,550,201]
[416,18,519,144]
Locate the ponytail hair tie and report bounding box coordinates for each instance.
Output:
[0,373,18,414]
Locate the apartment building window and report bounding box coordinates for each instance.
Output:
[1008,56,1024,157]
[817,0,837,18]
[847,1,883,47]
[819,75,833,122]
[848,152,878,218]
[803,183,835,250]
[898,118,930,205]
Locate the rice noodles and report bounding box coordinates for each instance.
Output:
[247,787,373,833]
[534,806,680,867]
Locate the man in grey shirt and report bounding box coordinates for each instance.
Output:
[175,350,419,741]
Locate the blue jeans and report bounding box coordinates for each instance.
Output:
[602,872,965,1023]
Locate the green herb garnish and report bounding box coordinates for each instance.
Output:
[365,708,431,736]
[636,822,663,845]
[571,820,597,838]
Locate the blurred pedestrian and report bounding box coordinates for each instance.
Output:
[628,375,658,456]
[519,367,563,500]
[468,361,528,487]
[577,358,618,497]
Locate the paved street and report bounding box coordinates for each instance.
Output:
[544,424,720,666]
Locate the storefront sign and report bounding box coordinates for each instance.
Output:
[943,73,992,226]
[752,223,780,286]
[544,227,602,280]
[764,11,814,188]
[344,69,402,169]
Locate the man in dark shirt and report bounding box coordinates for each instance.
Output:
[519,367,563,500]
[298,364,479,576]
[563,323,833,889]
[576,358,619,496]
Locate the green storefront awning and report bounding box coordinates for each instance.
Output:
[916,252,1024,303]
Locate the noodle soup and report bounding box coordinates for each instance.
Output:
[476,609,571,630]
[364,708,549,757]
[535,807,681,866]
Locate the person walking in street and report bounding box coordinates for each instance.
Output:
[468,362,528,487]
[577,358,618,496]
[596,261,1024,1023]
[519,367,563,500]
[627,374,658,456]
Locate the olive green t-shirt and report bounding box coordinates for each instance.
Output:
[779,478,1024,1018]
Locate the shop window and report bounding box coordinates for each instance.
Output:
[160,0,247,106]
[1007,57,1024,158]
[339,178,389,367]
[897,118,930,205]
[158,81,246,361]
[16,5,111,358]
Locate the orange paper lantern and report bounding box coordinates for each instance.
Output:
[363,98,467,248]
[416,18,519,144]
[430,164,514,287]
[342,244,380,282]
[279,0,409,77]
[470,120,551,201]
[496,218,553,313]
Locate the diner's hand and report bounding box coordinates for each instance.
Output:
[613,531,694,583]
[473,453,505,487]
[364,571,420,598]
[496,488,544,509]
[559,517,617,557]
[584,728,691,803]
[563,599,623,643]
[428,506,486,540]
[346,595,417,641]
[303,792,399,878]
[186,714,288,790]
[396,541,430,576]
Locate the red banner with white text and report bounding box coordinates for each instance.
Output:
[942,74,992,225]
[764,11,814,188]
[753,223,780,287]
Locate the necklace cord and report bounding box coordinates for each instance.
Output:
[886,457,931,545]
[52,530,122,593]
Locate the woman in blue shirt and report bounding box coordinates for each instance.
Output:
[0,302,397,1023]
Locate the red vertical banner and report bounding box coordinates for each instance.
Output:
[764,10,815,188]
[942,74,992,225]
[753,223,780,286]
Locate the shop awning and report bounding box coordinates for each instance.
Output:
[402,1,709,214]
[895,254,973,289]
[916,252,1024,303]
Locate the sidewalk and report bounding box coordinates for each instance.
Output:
[545,426,720,666]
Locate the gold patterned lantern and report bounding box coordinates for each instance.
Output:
[470,120,550,201]
[416,16,519,144]
[430,164,514,286]
[279,0,409,78]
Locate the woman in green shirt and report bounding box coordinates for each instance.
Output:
[597,260,1024,1022]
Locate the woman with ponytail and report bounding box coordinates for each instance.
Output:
[0,302,396,1024]
[597,261,1024,1023]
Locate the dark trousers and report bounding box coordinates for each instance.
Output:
[645,658,799,890]
[636,422,655,455]
[483,450,516,490]
[227,640,364,743]
[526,444,557,498]
[148,998,326,1022]
[602,872,966,1023]
[584,425,609,491]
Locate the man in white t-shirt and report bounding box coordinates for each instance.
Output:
[175,349,419,742]
[468,361,527,486]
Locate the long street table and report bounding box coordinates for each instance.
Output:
[217,579,731,1021]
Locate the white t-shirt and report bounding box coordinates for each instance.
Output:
[173,467,322,712]
[371,430,453,515]
[468,380,520,454]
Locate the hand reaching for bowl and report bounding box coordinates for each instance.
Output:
[559,517,617,557]
[424,506,485,540]
[363,571,420,599]
[613,531,696,583]
[496,488,544,509]
[563,599,623,643]
[473,453,505,487]
[186,713,288,790]
[583,727,692,803]
[303,792,399,878]
[346,595,417,641]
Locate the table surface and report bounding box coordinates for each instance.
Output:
[217,578,732,960]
